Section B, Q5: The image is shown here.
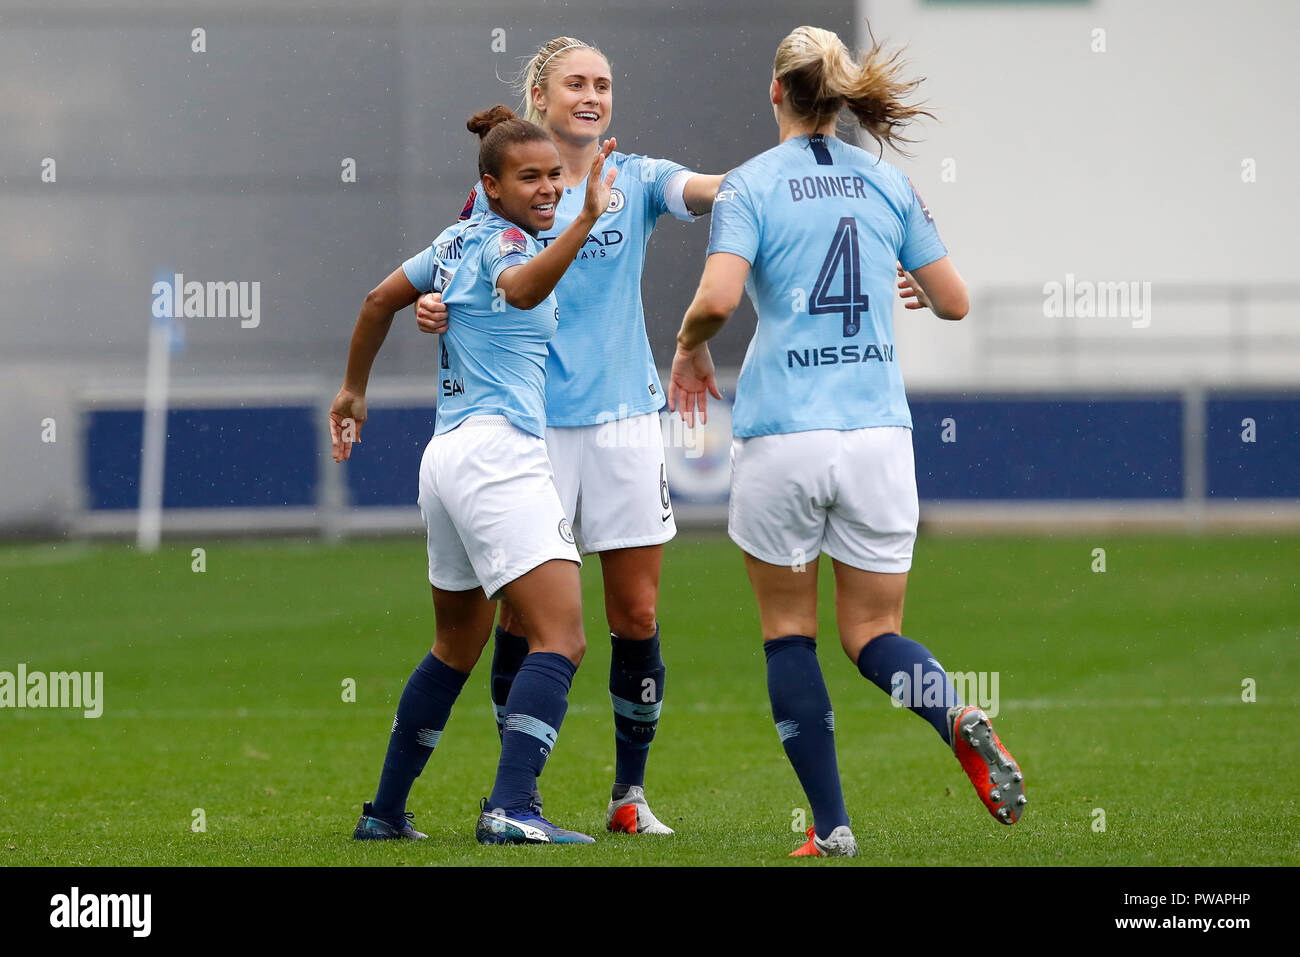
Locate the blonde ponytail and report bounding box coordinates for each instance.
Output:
[774,25,933,153]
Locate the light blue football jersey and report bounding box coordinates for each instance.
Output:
[706,133,948,438]
[464,151,697,426]
[403,210,558,439]
[402,216,471,297]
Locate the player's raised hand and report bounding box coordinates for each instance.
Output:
[583,137,618,221]
[897,263,932,311]
[329,388,367,462]
[416,291,448,334]
[668,343,722,428]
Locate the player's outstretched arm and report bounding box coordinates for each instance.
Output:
[676,251,749,349]
[668,251,748,425]
[898,257,969,320]
[495,138,618,310]
[682,173,727,215]
[330,267,421,462]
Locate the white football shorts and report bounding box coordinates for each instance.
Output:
[544,411,677,555]
[417,415,581,599]
[728,425,918,573]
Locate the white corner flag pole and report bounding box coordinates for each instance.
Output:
[137,309,172,552]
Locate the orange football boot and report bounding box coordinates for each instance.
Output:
[790,825,858,857]
[947,705,1026,824]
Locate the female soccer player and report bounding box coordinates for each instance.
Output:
[330,105,617,845]
[415,36,724,834]
[667,26,1026,857]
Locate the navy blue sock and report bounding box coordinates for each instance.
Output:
[856,632,961,744]
[609,626,665,795]
[765,636,849,839]
[372,652,469,821]
[489,625,529,739]
[487,651,577,814]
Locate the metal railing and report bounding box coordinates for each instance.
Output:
[972,282,1300,386]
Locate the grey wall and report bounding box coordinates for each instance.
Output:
[2,0,853,385]
[0,0,852,530]
[866,0,1300,388]
[6,0,1295,531]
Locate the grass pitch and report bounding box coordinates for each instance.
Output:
[2,531,1297,866]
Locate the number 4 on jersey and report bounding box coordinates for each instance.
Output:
[810,217,869,337]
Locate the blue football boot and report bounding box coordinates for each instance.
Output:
[353,802,428,840]
[475,797,595,845]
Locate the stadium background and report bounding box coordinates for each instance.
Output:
[4,0,1297,536]
[2,0,1298,872]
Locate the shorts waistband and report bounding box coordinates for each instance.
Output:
[459,415,514,429]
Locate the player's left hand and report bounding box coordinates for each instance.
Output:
[897,263,932,310]
[329,388,367,462]
[416,292,448,334]
[668,343,722,427]
[583,138,618,222]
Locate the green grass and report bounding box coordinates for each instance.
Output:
[2,532,1297,866]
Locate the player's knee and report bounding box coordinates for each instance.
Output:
[608,602,657,641]
[498,600,526,637]
[524,603,586,664]
[431,639,482,674]
[840,624,899,662]
[565,635,587,667]
[530,630,585,666]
